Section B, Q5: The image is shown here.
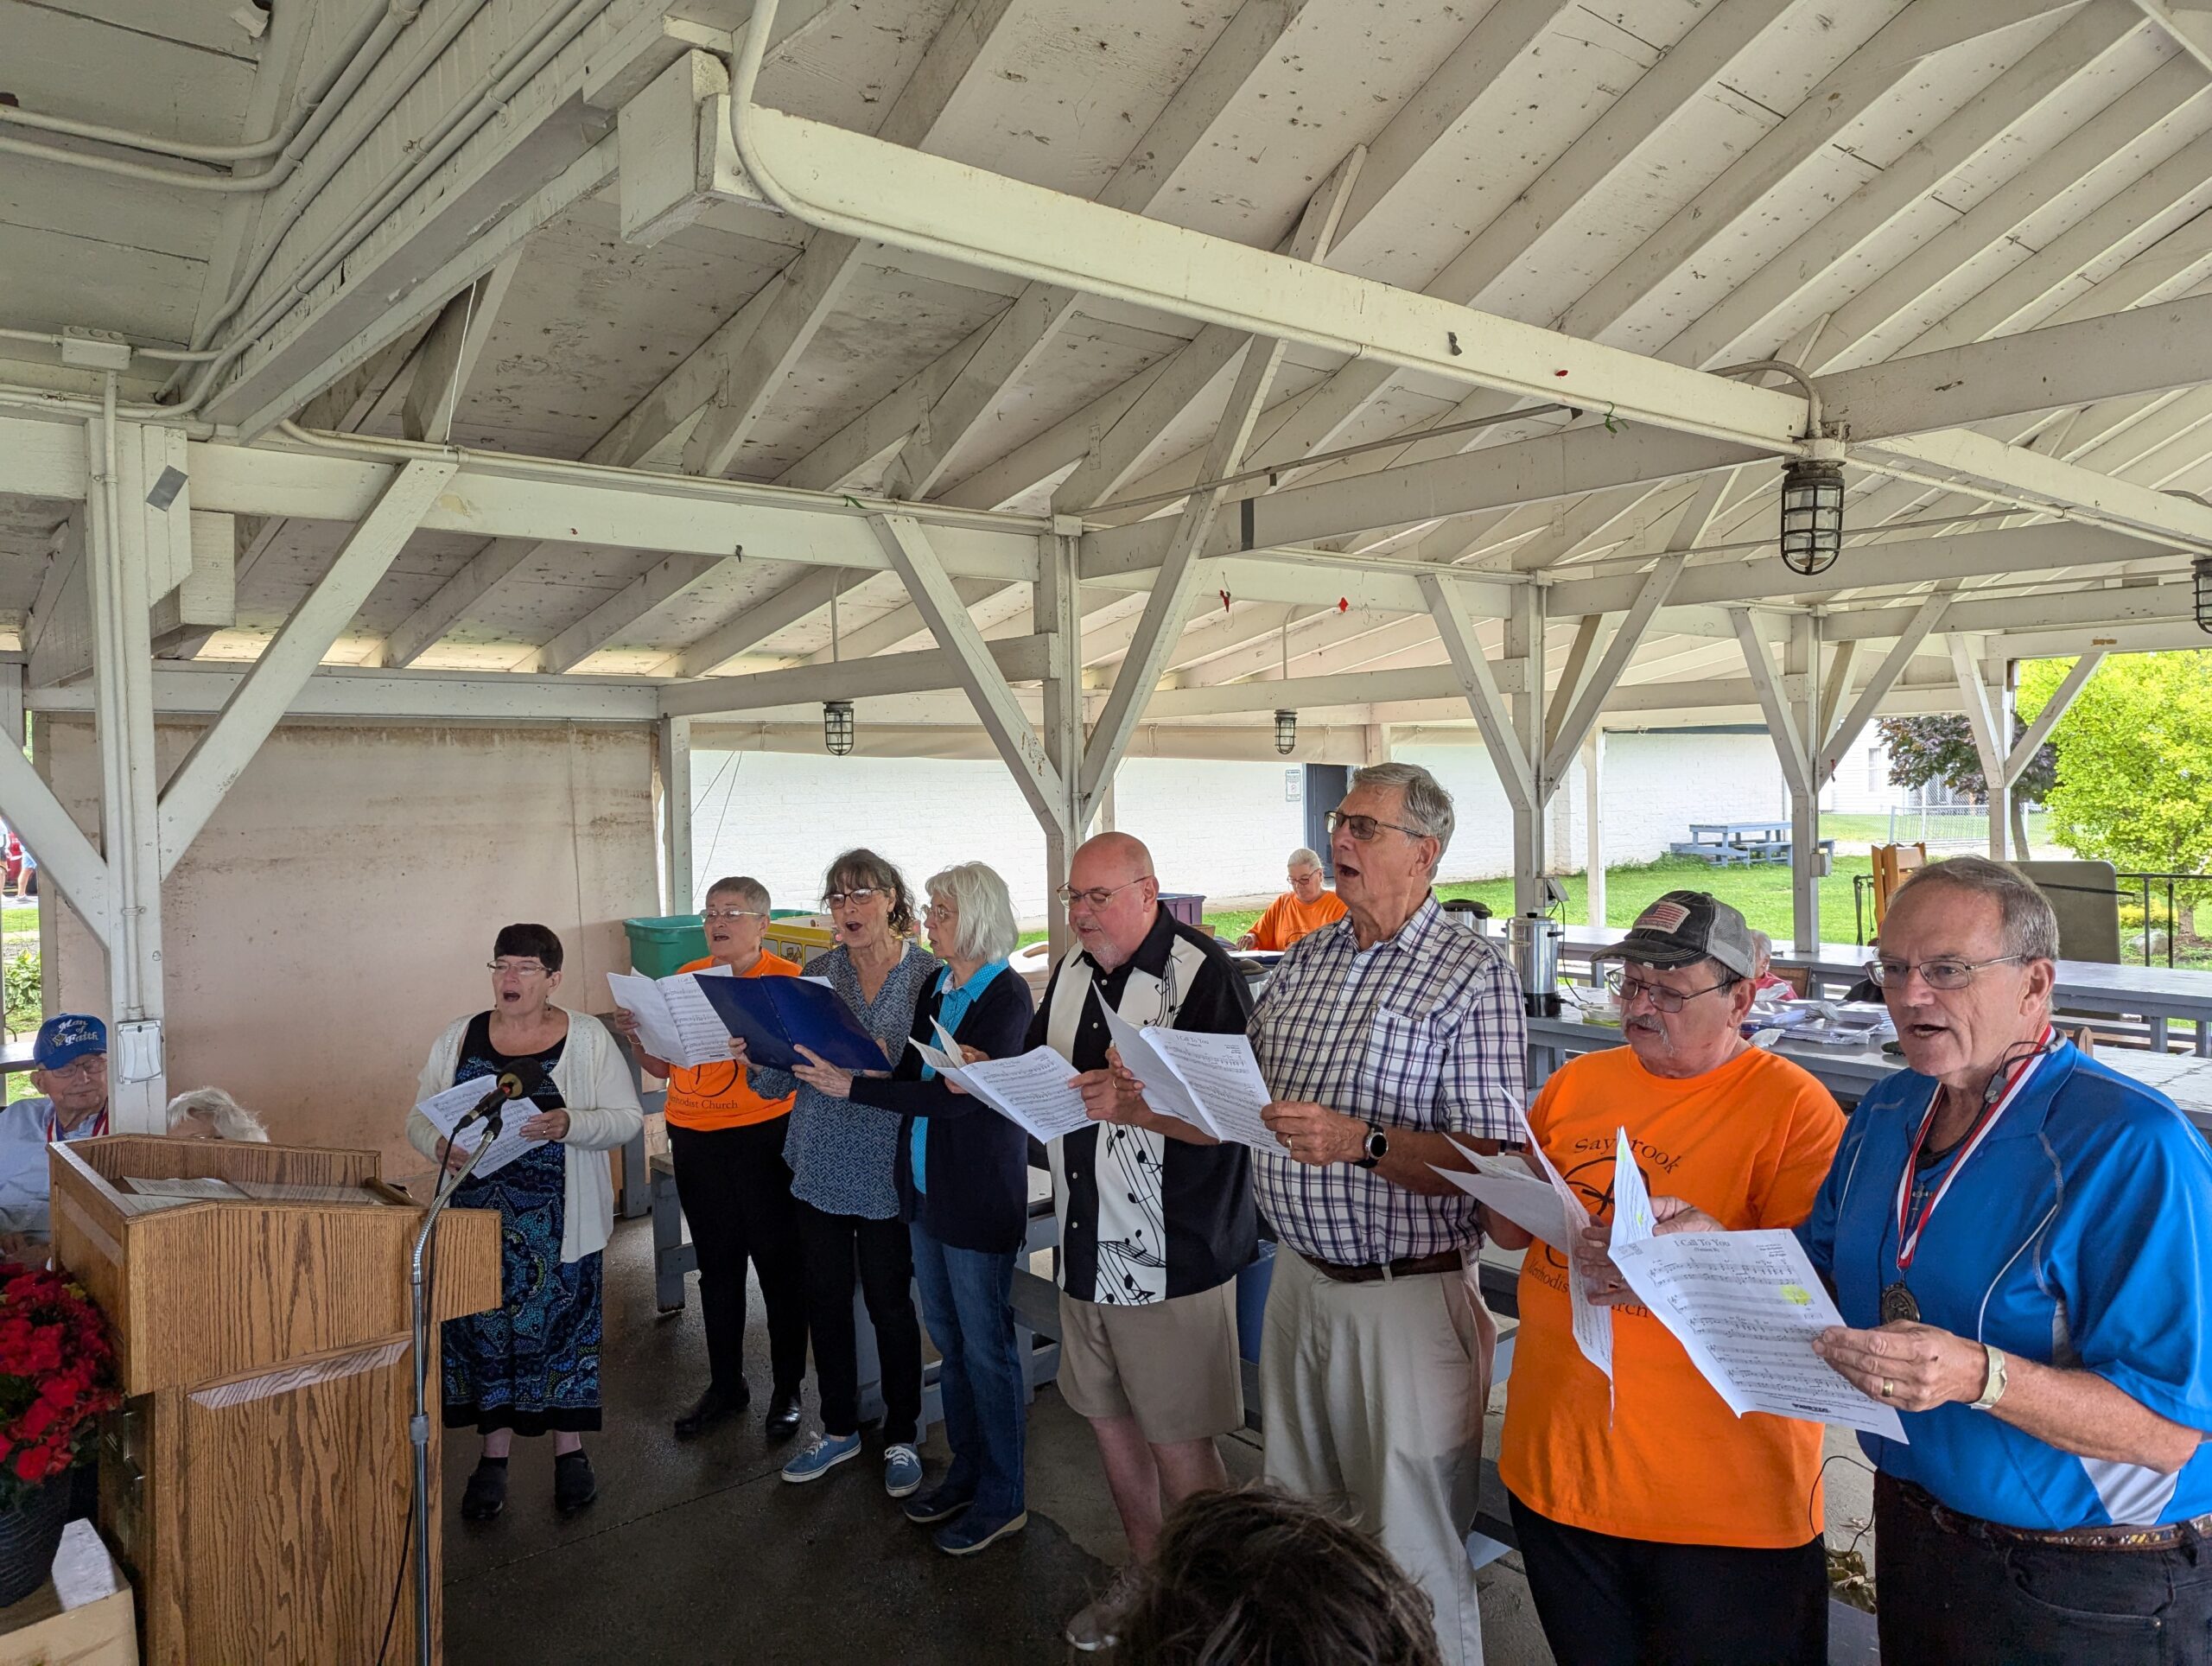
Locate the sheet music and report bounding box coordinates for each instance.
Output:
[415,1076,547,1180]
[120,1175,247,1200]
[1138,1027,1281,1151]
[1611,1126,1654,1248]
[1517,1110,1611,1381]
[1610,1228,1908,1440]
[1432,1146,1571,1250]
[607,971,733,1069]
[931,1043,1096,1142]
[231,1180,383,1205]
[1099,1005,1216,1134]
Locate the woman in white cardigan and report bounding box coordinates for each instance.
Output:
[408,923,642,1523]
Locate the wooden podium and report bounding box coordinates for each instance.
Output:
[48,1136,500,1665]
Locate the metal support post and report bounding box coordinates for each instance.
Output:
[83,387,166,1129]
[659,715,694,913]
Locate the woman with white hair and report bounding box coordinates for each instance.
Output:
[166,1088,270,1141]
[1236,847,1346,951]
[790,861,1037,1555]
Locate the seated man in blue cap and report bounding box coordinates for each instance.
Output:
[0,1015,110,1250]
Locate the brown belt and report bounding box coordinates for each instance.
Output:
[1900,1478,2212,1552]
[1307,1250,1461,1285]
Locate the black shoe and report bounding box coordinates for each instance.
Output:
[902,1481,974,1525]
[765,1389,804,1444]
[674,1381,749,1441]
[460,1459,507,1522]
[554,1450,597,1516]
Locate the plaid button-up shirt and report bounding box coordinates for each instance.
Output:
[1249,895,1525,1265]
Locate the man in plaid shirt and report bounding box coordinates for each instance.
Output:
[1255,761,1525,1666]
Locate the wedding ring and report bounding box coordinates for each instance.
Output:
[1881,1379,1894,1398]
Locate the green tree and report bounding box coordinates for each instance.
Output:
[1876,713,2056,855]
[2024,652,2212,891]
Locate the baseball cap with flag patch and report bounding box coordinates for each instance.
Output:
[1592,890,1757,980]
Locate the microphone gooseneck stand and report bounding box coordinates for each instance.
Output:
[407,1095,507,1666]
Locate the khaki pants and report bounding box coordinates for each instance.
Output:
[1260,1245,1497,1666]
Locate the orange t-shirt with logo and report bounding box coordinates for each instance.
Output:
[1499,1044,1844,1548]
[660,952,800,1131]
[1249,889,1348,951]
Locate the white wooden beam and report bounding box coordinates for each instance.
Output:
[158,459,455,874]
[1543,613,1604,755]
[533,554,734,675]
[1540,554,1684,785]
[1947,633,2007,793]
[1819,591,1953,785]
[873,514,1064,823]
[0,740,110,947]
[1419,575,1533,812]
[659,714,694,913]
[658,633,1052,719]
[2009,648,2106,778]
[399,251,524,444]
[1732,608,1813,796]
[672,567,846,677]
[378,537,539,669]
[29,665,660,723]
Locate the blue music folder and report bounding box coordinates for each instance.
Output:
[693,975,888,1073]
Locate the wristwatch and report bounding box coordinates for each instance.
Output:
[1354,1122,1389,1170]
[1971,1343,2009,1411]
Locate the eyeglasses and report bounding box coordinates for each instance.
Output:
[823,887,881,909]
[1605,969,1732,1013]
[1057,876,1153,910]
[702,908,766,923]
[921,902,958,919]
[1864,954,2026,991]
[1325,810,1429,843]
[487,960,550,976]
[39,1057,105,1083]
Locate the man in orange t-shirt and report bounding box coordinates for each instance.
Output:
[1484,892,1842,1666]
[1236,848,1347,951]
[612,876,807,1446]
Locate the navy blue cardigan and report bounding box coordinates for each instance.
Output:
[847,966,1037,1255]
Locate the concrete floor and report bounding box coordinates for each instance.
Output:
[439,1220,1872,1664]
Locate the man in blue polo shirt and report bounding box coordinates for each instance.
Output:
[0,1015,111,1248]
[1796,857,2212,1662]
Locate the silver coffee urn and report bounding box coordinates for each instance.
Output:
[1505,912,1564,1017]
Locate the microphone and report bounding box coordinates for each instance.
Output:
[458,1060,546,1136]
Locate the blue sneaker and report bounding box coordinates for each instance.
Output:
[903,1481,974,1524]
[882,1443,923,1498]
[780,1431,861,1484]
[935,1507,1027,1555]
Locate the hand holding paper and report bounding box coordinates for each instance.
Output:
[416,1076,546,1180]
[1432,1144,1571,1250]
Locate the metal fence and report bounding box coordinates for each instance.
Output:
[1885,804,2025,850]
[1853,868,2208,966]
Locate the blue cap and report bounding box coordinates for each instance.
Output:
[34,1014,105,1071]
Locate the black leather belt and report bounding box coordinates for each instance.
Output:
[1899,1478,2212,1552]
[1308,1250,1461,1285]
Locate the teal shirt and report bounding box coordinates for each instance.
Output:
[912,959,1010,1193]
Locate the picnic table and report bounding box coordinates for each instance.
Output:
[1669,820,1837,867]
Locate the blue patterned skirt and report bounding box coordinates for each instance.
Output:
[442,1140,603,1434]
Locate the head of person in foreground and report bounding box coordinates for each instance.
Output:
[166,1088,270,1142]
[1063,831,1160,973]
[1593,891,1758,1079]
[1326,762,1453,939]
[1112,1485,1442,1666]
[1870,855,2058,1097]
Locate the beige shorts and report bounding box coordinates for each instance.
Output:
[1057,1280,1245,1445]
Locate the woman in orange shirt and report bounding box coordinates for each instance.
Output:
[613,875,808,1446]
[1235,849,1347,951]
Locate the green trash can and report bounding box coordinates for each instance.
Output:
[623,914,709,978]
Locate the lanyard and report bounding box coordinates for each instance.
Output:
[1891,1028,2051,1274]
[47,1102,106,1143]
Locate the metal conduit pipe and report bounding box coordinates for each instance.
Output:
[0,0,426,190]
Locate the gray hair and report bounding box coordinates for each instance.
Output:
[704,874,770,913]
[925,862,1020,963]
[1892,855,2061,963]
[1287,848,1322,871]
[166,1088,270,1142]
[1750,930,1773,970]
[1350,762,1455,868]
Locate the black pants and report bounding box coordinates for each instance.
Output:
[1875,1472,2212,1664]
[795,1199,921,1446]
[1509,1491,1827,1666]
[668,1118,807,1401]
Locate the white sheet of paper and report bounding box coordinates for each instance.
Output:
[122,1175,247,1200]
[607,970,734,1069]
[1433,1146,1572,1250]
[1099,1004,1217,1134]
[415,1075,547,1180]
[951,1046,1096,1142]
[1518,1111,1611,1381]
[231,1180,383,1205]
[1138,1027,1280,1150]
[1611,1127,1654,1249]
[1610,1228,1908,1440]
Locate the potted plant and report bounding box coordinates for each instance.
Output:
[0,1264,119,1606]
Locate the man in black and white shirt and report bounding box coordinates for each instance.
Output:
[1026,831,1254,1651]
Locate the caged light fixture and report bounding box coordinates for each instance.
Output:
[823,575,855,754]
[1273,621,1297,754]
